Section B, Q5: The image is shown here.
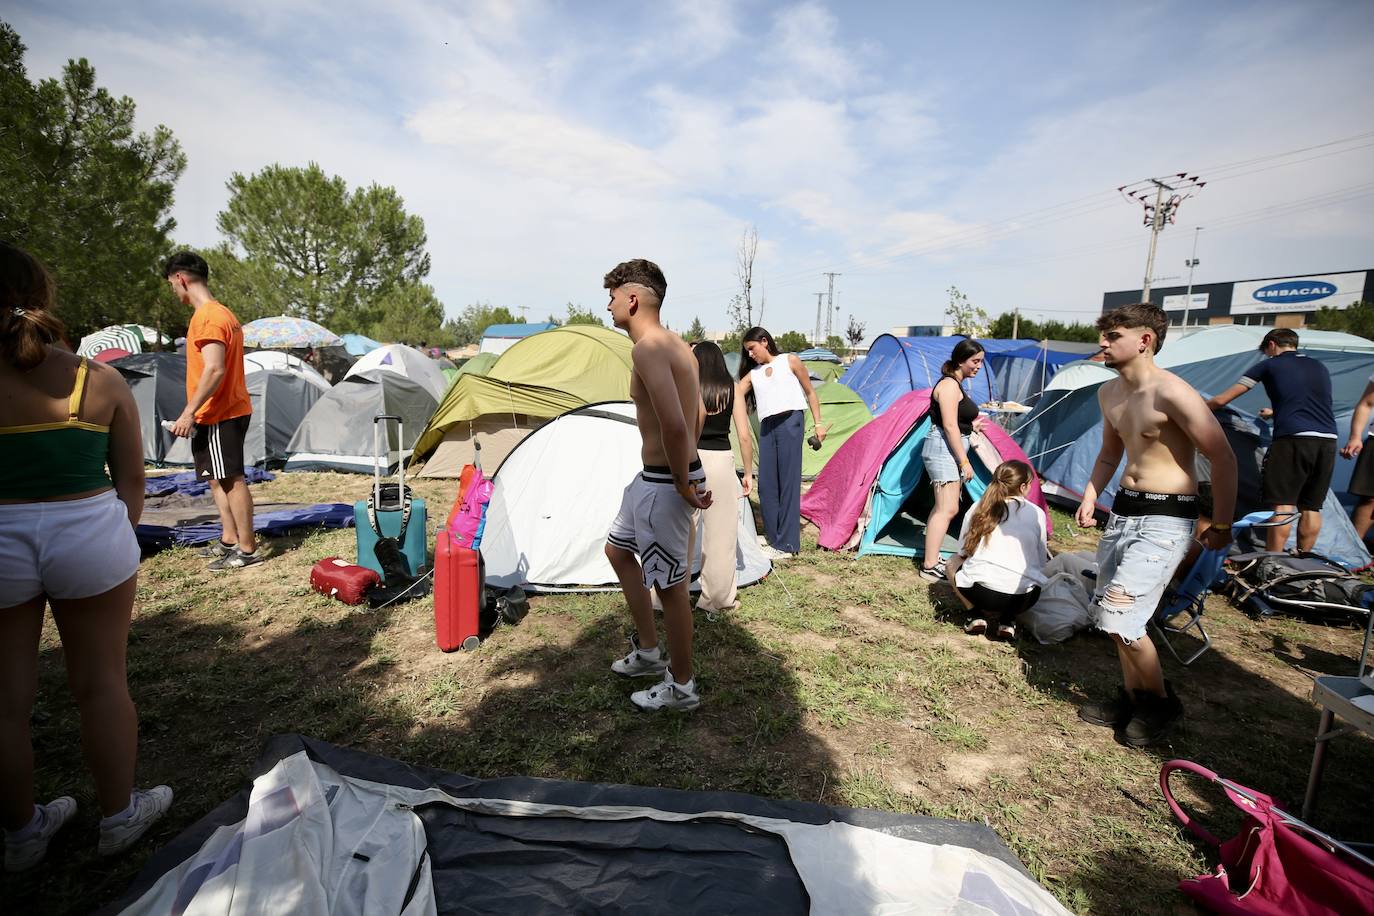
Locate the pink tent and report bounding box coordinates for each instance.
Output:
[802,388,1050,553]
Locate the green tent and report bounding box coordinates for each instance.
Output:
[416,326,632,477]
[802,360,844,383]
[455,351,498,379]
[731,382,873,481]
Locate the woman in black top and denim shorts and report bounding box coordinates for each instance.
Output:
[920,339,986,581]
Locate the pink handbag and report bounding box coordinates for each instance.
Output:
[1161,759,1374,915]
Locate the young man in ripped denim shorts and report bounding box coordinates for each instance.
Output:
[1075,303,1237,746]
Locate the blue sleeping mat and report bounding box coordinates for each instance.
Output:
[136,502,355,550]
[145,468,274,497]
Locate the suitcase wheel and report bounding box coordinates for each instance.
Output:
[461,635,481,651]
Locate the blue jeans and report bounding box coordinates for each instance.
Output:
[1092,513,1194,642]
[759,410,803,553]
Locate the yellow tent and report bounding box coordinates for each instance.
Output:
[415,325,632,476]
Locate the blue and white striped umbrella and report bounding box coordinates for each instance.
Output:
[242,316,343,348]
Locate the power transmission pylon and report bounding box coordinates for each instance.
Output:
[823,272,840,341]
[1119,173,1206,301]
[814,293,825,345]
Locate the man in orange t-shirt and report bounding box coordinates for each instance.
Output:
[163,252,260,569]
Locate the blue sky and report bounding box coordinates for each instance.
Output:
[10,1,1374,341]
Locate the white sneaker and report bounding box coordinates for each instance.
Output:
[631,671,701,712]
[610,635,668,678]
[4,797,76,873]
[98,786,173,856]
[762,545,796,561]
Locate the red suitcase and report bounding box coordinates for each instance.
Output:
[434,529,483,651]
[311,557,381,606]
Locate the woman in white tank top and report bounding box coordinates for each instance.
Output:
[735,327,823,558]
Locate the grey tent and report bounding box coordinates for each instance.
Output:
[103,735,1071,915]
[243,369,326,468]
[284,372,438,473]
[112,353,193,467]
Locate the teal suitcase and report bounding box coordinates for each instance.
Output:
[354,415,428,578]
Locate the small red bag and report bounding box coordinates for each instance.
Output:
[310,557,381,606]
[1162,759,1374,915]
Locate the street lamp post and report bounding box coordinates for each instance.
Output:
[1182,227,1203,330]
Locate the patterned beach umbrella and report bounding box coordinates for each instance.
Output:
[242,316,343,348]
[78,325,144,357]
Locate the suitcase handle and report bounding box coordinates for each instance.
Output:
[373,414,405,504]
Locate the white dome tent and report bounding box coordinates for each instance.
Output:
[345,344,448,401]
[482,402,773,593]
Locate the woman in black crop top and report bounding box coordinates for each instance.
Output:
[693,342,754,611]
[919,339,986,581]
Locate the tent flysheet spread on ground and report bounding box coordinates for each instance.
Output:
[103,735,1071,916]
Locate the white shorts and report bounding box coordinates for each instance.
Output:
[0,490,141,608]
[607,462,705,591]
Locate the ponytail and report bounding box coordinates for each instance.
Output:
[0,242,64,371]
[960,459,1033,555]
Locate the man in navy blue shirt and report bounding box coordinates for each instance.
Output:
[1206,328,1336,552]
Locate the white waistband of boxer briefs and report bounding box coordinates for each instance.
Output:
[641,461,706,486]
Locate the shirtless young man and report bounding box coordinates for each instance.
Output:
[1075,304,1236,746]
[602,259,712,712]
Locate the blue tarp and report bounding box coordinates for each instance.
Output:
[1014,348,1374,568]
[136,503,355,550]
[797,347,841,362]
[145,468,274,497]
[340,333,382,356]
[840,336,1083,415]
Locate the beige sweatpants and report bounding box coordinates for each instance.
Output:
[696,448,740,611]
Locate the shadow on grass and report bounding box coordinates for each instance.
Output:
[4,586,832,915]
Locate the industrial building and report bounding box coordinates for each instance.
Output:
[1102,269,1373,329]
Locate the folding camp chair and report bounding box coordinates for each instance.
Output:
[1151,510,1291,666]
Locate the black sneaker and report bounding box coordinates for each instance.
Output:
[209,548,265,571]
[1078,686,1133,729]
[1123,683,1183,747]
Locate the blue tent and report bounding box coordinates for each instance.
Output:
[797,347,842,362]
[1014,348,1374,568]
[340,333,382,356]
[841,335,1083,415]
[482,322,557,339]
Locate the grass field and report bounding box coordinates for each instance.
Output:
[7,471,1374,914]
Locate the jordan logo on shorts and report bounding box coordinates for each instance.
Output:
[639,542,682,585]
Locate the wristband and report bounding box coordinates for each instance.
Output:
[959,459,972,469]
[1209,523,1231,532]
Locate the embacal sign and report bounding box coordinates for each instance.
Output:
[1231,271,1367,315]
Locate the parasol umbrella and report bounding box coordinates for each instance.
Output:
[78,325,144,357]
[242,316,343,349]
[92,347,132,364]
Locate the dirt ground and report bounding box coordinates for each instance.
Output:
[6,470,1373,915]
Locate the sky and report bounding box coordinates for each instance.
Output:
[9,0,1374,341]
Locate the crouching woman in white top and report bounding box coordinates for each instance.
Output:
[944,459,1049,641]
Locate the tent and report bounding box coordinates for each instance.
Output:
[481,402,773,593]
[242,368,327,467]
[244,350,330,391]
[112,353,194,467]
[454,351,498,379]
[1015,345,1374,568]
[803,360,845,383]
[480,321,557,355]
[284,373,439,474]
[797,346,842,362]
[339,332,382,356]
[841,336,1084,416]
[103,735,1071,916]
[802,389,1051,560]
[415,325,632,478]
[804,383,874,479]
[345,344,449,401]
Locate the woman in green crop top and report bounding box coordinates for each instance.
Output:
[0,243,172,871]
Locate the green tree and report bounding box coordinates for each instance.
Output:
[683,316,706,341]
[216,162,430,332]
[824,334,845,353]
[1309,301,1374,341]
[846,315,867,353]
[370,283,447,345]
[985,311,1099,343]
[775,330,810,353]
[0,22,186,339]
[719,332,743,358]
[945,285,989,337]
[564,302,605,327]
[446,303,523,346]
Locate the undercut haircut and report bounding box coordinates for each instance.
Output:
[1096,302,1168,353]
[603,259,666,306]
[163,250,210,283]
[1259,328,1299,351]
